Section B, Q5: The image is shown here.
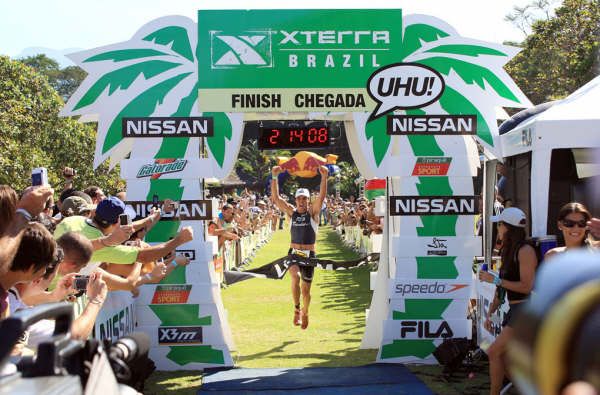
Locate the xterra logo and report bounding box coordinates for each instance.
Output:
[211,31,273,68]
[158,326,203,345]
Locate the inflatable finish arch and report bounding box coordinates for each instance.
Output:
[61,9,531,369]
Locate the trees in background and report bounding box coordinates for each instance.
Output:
[18,54,86,102]
[0,55,124,193]
[506,0,600,104]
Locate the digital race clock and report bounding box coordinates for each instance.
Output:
[258,124,330,150]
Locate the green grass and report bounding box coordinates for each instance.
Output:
[145,226,497,394]
[222,226,377,368]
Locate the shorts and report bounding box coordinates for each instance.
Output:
[502,302,525,327]
[288,248,316,282]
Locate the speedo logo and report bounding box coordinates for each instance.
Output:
[137,159,187,179]
[395,282,468,297]
[211,31,273,68]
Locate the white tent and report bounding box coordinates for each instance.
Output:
[501,75,600,236]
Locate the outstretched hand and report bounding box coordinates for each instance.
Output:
[272,166,283,176]
[319,166,329,178]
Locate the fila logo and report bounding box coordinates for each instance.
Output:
[400,321,453,339]
[211,31,273,68]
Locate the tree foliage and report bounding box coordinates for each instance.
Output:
[506,0,600,104]
[336,161,360,199]
[0,55,124,194]
[19,54,87,101]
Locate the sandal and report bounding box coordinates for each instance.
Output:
[301,312,309,330]
[293,308,301,326]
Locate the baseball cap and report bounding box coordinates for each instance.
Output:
[95,196,126,226]
[295,188,310,198]
[61,196,95,217]
[491,207,527,228]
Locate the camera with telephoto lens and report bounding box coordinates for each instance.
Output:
[0,303,155,395]
[507,251,600,395]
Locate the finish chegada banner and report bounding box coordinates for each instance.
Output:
[61,8,531,367]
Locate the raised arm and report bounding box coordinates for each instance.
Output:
[310,166,328,218]
[271,166,294,216]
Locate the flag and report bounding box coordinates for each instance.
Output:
[365,179,386,200]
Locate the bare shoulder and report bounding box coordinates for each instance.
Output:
[518,243,538,263]
[544,247,565,260]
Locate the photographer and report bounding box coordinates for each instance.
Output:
[54,196,194,275]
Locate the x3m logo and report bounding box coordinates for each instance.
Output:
[210,30,273,68]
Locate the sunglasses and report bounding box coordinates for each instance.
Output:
[561,219,587,228]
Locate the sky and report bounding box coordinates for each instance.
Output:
[0,0,558,60]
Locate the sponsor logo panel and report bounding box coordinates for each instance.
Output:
[389,195,479,216]
[382,319,470,340]
[389,279,471,299]
[412,157,452,176]
[126,200,212,221]
[158,326,203,345]
[137,159,188,179]
[387,115,477,135]
[122,117,214,138]
[151,285,192,304]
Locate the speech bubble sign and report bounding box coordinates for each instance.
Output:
[366,63,445,122]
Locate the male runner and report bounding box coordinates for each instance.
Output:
[271,165,328,329]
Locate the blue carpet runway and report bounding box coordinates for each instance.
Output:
[198,364,434,394]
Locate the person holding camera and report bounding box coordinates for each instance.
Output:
[54,196,194,275]
[0,185,54,276]
[478,207,538,395]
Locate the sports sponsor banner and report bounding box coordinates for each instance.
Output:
[391,236,481,258]
[412,157,452,176]
[136,324,225,347]
[146,344,234,370]
[388,298,473,320]
[126,200,213,221]
[390,195,479,216]
[381,319,471,341]
[387,115,477,135]
[389,279,471,299]
[121,117,214,138]
[392,257,475,280]
[197,10,404,106]
[136,159,188,179]
[158,326,203,345]
[134,283,219,306]
[393,177,476,197]
[93,291,136,341]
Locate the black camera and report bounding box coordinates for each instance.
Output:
[119,213,131,226]
[73,275,89,292]
[0,303,154,394]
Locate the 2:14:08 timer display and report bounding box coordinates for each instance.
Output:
[258,126,330,149]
